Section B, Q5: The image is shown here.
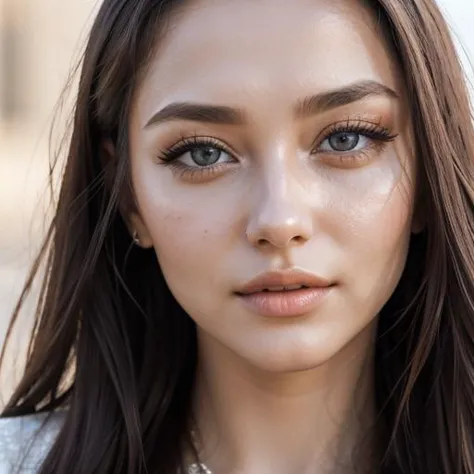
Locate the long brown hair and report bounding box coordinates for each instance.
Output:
[2,0,474,472]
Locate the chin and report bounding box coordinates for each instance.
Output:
[235,322,376,374]
[241,337,344,374]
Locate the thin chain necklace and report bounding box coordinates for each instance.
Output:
[188,426,212,474]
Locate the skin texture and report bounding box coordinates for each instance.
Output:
[127,0,417,472]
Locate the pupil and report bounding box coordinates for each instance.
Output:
[191,147,221,166]
[329,132,359,152]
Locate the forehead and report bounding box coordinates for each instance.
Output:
[135,0,401,122]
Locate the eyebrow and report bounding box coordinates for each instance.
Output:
[294,80,399,118]
[144,80,399,128]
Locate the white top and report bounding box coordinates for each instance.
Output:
[0,411,65,474]
[0,411,203,473]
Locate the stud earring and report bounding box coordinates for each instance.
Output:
[132,230,141,245]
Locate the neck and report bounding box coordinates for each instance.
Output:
[191,323,379,474]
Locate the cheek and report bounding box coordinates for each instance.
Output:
[131,166,242,307]
[327,150,415,301]
[324,145,413,238]
[150,207,223,261]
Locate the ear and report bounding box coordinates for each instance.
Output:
[129,213,154,248]
[100,139,154,249]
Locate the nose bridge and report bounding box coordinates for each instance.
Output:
[246,162,313,249]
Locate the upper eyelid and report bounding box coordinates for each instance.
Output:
[317,119,386,138]
[171,136,236,154]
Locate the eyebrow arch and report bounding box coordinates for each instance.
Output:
[144,102,246,128]
[144,80,399,128]
[294,80,399,117]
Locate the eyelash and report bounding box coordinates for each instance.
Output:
[158,135,233,163]
[315,120,397,166]
[156,135,239,181]
[156,121,397,179]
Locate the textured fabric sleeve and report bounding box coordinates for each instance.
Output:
[0,411,65,474]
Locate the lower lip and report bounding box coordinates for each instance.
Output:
[237,287,333,318]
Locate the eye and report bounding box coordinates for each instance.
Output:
[183,146,229,167]
[158,137,237,169]
[319,132,369,153]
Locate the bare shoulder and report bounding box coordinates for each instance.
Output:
[0,410,66,474]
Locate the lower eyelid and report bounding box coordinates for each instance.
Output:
[315,140,389,167]
[167,161,237,182]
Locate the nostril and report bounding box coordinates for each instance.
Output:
[292,235,306,244]
[254,234,307,249]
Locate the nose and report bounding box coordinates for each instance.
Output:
[246,179,313,251]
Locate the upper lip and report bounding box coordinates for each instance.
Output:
[236,269,334,295]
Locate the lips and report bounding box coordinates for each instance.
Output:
[235,269,335,318]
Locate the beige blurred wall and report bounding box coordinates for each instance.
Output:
[0,0,98,401]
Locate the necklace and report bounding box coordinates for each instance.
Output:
[188,426,212,473]
[187,462,212,474]
[188,425,212,473]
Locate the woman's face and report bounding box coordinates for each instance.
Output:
[128,0,417,371]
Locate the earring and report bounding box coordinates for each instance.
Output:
[132,230,141,246]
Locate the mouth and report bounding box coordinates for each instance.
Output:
[235,269,335,317]
[250,284,309,292]
[236,269,333,295]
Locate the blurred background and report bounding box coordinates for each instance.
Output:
[0,0,99,401]
[0,0,472,402]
